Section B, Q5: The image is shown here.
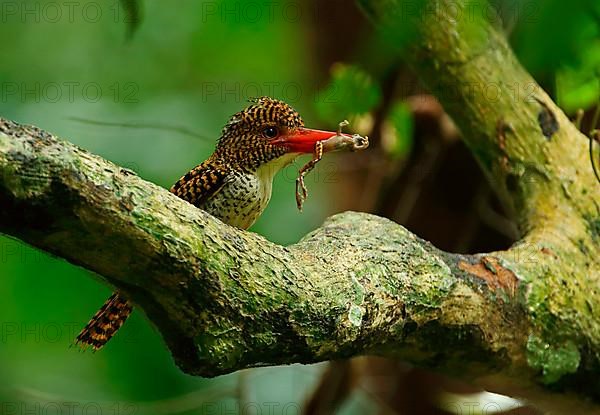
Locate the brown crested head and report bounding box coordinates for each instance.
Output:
[215,97,303,169]
[214,96,351,171]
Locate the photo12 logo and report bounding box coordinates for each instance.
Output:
[200,82,303,104]
[1,322,81,344]
[0,240,46,264]
[1,401,138,415]
[200,1,302,24]
[0,1,137,24]
[0,321,141,345]
[0,82,139,104]
[396,1,539,25]
[199,81,346,104]
[201,401,301,415]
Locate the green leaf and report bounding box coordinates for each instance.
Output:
[556,42,600,112]
[512,0,600,74]
[383,102,414,159]
[314,64,382,122]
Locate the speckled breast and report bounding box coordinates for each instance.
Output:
[200,170,271,230]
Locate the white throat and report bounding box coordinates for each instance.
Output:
[254,152,299,201]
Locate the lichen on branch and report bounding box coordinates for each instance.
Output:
[0,0,598,409]
[0,117,523,377]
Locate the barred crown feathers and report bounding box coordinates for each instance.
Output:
[224,96,303,129]
[171,97,305,207]
[217,96,304,149]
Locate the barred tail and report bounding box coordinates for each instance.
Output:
[75,292,133,350]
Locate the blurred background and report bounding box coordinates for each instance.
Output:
[0,0,598,413]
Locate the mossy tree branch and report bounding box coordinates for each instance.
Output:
[358,0,600,402]
[0,119,527,380]
[0,0,598,410]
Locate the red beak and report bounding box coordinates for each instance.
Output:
[271,128,353,153]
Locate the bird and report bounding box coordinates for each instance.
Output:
[74,96,354,350]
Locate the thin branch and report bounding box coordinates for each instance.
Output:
[67,116,210,141]
[590,130,600,185]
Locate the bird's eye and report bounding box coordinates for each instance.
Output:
[263,126,279,139]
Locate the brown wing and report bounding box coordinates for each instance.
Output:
[170,161,230,208]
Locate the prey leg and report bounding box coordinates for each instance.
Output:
[338,119,349,135]
[296,140,324,211]
[294,120,354,211]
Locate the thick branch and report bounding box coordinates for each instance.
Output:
[0,0,598,409]
[359,0,600,399]
[0,118,527,375]
[0,114,597,409]
[360,0,598,232]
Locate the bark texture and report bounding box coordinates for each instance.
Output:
[0,0,599,409]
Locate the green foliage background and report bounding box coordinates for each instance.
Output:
[0,0,598,413]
